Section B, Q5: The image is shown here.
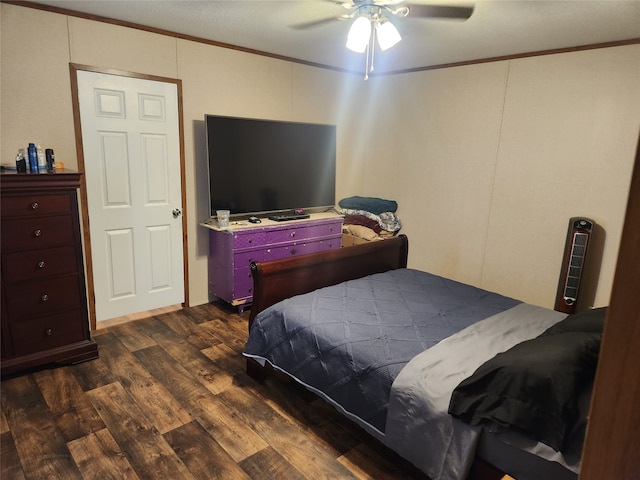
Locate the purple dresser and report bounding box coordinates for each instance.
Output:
[207,215,343,312]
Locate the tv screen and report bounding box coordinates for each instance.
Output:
[205,115,337,217]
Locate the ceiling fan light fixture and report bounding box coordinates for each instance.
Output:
[376,18,401,51]
[346,16,371,53]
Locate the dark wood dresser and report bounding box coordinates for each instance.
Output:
[1,171,98,376]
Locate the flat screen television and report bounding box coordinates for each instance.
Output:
[205,115,337,218]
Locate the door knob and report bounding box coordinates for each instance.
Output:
[172,208,182,218]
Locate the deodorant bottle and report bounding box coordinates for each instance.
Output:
[15,153,27,173]
[45,148,55,172]
[28,143,39,173]
[37,144,46,170]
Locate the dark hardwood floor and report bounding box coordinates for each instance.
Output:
[1,303,430,480]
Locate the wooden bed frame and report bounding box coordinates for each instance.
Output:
[245,234,507,480]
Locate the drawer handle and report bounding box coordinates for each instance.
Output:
[38,261,46,268]
[290,232,296,237]
[34,229,42,237]
[41,294,49,302]
[46,328,53,336]
[290,248,297,255]
[31,202,39,210]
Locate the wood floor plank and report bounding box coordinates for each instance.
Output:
[252,379,362,456]
[239,446,307,480]
[96,331,193,434]
[201,342,247,375]
[160,310,223,350]
[87,382,195,479]
[106,319,158,352]
[0,375,82,479]
[0,409,8,434]
[67,428,140,480]
[1,431,26,480]
[126,313,240,395]
[164,421,251,480]
[337,442,427,480]
[68,346,119,392]
[182,302,234,325]
[192,393,270,463]
[134,344,268,462]
[33,367,105,442]
[199,314,250,351]
[218,385,358,479]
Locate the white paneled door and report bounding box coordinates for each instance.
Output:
[77,70,184,322]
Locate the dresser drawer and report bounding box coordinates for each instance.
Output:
[2,246,79,283]
[300,236,342,254]
[1,215,75,252]
[264,221,341,245]
[4,275,81,321]
[231,279,254,302]
[233,250,266,271]
[9,310,87,356]
[1,194,72,218]
[232,231,266,250]
[264,236,341,261]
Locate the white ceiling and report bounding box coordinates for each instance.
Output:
[29,0,640,75]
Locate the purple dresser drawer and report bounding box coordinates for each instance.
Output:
[232,278,254,302]
[232,250,266,288]
[265,237,342,260]
[234,250,266,270]
[264,222,341,245]
[232,231,266,250]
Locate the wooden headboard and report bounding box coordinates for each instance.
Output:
[248,234,409,330]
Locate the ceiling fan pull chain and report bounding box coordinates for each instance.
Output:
[364,36,370,79]
[364,19,376,80]
[370,22,376,74]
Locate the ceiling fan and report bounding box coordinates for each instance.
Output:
[294,1,475,78]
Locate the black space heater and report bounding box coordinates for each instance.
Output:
[554,217,594,314]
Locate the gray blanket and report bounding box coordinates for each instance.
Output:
[384,303,569,480]
[244,268,520,433]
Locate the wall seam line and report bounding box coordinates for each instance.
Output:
[479,60,511,289]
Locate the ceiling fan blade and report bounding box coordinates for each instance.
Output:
[405,4,474,20]
[290,16,348,30]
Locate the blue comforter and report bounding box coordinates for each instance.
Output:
[243,268,521,433]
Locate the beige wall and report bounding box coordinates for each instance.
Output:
[483,48,639,308]
[2,3,638,316]
[355,46,639,309]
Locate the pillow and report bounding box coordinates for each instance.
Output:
[448,329,601,451]
[542,307,607,336]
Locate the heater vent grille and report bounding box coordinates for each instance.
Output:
[563,232,589,303]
